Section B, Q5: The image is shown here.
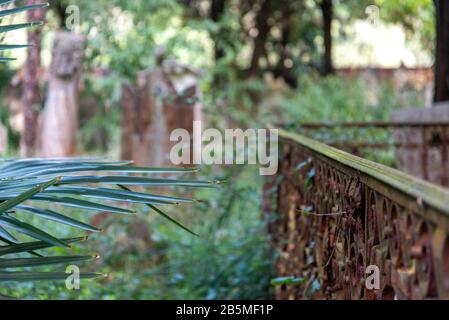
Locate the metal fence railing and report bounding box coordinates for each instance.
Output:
[288,121,449,188]
[265,129,449,300]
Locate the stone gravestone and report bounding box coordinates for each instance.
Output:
[391,102,449,188]
[41,32,84,157]
[120,53,202,166]
[105,53,202,246]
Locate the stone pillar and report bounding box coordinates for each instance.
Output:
[41,32,84,157]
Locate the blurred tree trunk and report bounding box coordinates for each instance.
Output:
[210,0,226,61]
[434,0,449,103]
[273,12,297,88]
[53,0,69,29]
[41,32,84,157]
[120,82,136,161]
[21,0,46,157]
[249,0,272,76]
[209,0,226,89]
[320,0,333,76]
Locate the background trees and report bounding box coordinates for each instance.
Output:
[20,0,46,157]
[434,0,449,102]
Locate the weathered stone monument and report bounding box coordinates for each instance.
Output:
[120,50,202,166]
[41,32,84,157]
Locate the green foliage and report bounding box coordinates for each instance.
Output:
[103,166,274,300]
[0,159,215,294]
[279,75,397,123]
[275,75,425,166]
[375,0,435,50]
[0,166,274,299]
[156,166,275,300]
[76,0,184,80]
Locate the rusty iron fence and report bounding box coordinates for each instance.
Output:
[265,128,449,300]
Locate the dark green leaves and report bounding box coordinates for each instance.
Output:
[0,271,103,282]
[0,21,44,34]
[118,184,198,236]
[0,255,96,269]
[0,3,49,19]
[0,44,30,51]
[0,237,87,256]
[0,177,60,213]
[0,158,214,287]
[0,159,208,243]
[58,175,216,188]
[0,159,196,178]
[0,215,70,248]
[17,206,101,232]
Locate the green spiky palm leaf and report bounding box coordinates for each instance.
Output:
[0,0,49,61]
[0,158,218,283]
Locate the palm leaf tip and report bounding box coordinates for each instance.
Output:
[0,255,96,269]
[0,271,105,282]
[0,236,88,256]
[0,3,49,19]
[0,176,60,213]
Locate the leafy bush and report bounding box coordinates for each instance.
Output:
[278,75,397,123]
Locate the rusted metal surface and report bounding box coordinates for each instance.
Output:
[267,129,449,300]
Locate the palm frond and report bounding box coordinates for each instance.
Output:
[0,1,49,61]
[0,159,218,283]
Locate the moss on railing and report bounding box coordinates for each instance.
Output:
[279,128,449,216]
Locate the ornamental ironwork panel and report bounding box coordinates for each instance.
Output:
[266,129,449,300]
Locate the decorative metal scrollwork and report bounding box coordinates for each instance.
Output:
[266,132,449,300]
